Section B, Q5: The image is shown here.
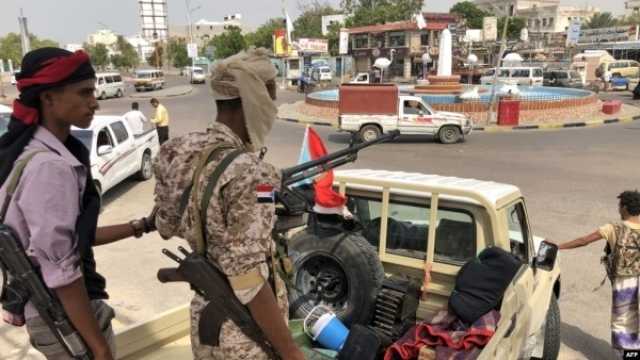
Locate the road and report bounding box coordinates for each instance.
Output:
[3,75,640,359]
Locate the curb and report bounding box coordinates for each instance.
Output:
[128,86,194,99]
[278,115,640,132]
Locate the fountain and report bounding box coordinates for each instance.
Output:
[414,29,464,94]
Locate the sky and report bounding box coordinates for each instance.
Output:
[0,0,627,45]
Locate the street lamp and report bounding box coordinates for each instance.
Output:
[467,53,478,85]
[185,0,201,82]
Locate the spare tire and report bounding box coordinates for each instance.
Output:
[287,230,384,326]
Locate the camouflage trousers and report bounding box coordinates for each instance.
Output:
[190,276,289,360]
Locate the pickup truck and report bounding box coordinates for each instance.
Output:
[112,169,560,360]
[338,84,473,144]
[71,115,160,197]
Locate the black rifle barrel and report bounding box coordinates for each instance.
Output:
[281,130,399,186]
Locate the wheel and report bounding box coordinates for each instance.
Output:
[288,231,384,326]
[541,296,561,360]
[438,125,462,144]
[136,151,153,180]
[358,124,382,142]
[116,89,123,98]
[99,92,107,100]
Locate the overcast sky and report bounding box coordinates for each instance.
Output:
[0,0,626,45]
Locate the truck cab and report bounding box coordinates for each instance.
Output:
[338,84,473,144]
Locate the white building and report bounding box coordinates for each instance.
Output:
[474,0,559,16]
[87,29,118,48]
[126,35,155,63]
[519,5,599,34]
[627,0,640,15]
[170,17,252,47]
[321,14,346,36]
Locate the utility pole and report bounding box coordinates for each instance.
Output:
[487,12,511,125]
[281,0,288,90]
[18,9,31,56]
[185,0,200,81]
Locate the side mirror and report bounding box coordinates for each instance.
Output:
[97,145,113,156]
[418,110,425,116]
[534,241,558,271]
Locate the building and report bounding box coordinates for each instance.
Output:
[321,14,346,36]
[126,35,155,63]
[518,5,599,34]
[170,16,252,47]
[87,29,118,48]
[474,0,559,16]
[627,0,640,15]
[347,13,460,80]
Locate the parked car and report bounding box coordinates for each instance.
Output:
[190,67,206,84]
[543,70,583,88]
[0,104,10,136]
[481,66,544,86]
[95,72,125,100]
[313,66,333,81]
[598,59,640,79]
[134,69,165,91]
[338,84,472,143]
[71,115,160,196]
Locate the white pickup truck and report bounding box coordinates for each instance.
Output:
[338,84,473,144]
[72,115,160,197]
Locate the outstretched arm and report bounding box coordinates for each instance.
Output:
[555,230,603,250]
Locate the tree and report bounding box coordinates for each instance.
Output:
[450,1,489,29]
[619,14,640,26]
[210,26,247,59]
[146,43,164,68]
[84,43,109,69]
[0,32,59,66]
[166,38,190,68]
[110,36,139,70]
[498,17,527,40]
[245,18,285,50]
[293,1,340,39]
[583,12,618,29]
[342,0,423,27]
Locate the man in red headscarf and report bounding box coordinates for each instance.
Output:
[0,48,156,360]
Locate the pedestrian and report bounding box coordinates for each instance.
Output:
[0,47,157,360]
[123,102,148,135]
[152,48,304,360]
[150,97,169,144]
[553,190,640,358]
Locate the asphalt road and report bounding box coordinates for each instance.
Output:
[3,75,640,359]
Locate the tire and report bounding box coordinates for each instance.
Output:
[99,92,107,100]
[116,89,123,98]
[288,231,384,326]
[135,151,153,181]
[438,125,462,144]
[358,124,382,142]
[541,296,561,360]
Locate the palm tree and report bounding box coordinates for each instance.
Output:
[583,12,618,29]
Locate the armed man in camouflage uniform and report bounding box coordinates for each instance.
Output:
[555,190,640,358]
[152,48,304,360]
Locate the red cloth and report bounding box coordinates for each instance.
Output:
[306,127,346,209]
[385,310,500,360]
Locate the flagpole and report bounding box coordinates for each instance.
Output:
[281,0,287,90]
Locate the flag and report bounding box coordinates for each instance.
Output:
[306,127,346,215]
[285,10,294,46]
[295,126,313,185]
[416,13,427,30]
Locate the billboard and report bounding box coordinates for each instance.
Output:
[339,29,349,55]
[566,19,581,46]
[139,0,168,41]
[579,25,640,44]
[483,17,497,42]
[297,38,329,53]
[273,29,293,57]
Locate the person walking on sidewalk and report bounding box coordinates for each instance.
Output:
[150,97,169,144]
[0,47,157,360]
[554,190,640,358]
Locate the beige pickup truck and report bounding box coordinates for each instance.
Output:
[113,169,561,359]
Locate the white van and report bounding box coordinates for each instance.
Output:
[134,69,165,91]
[481,67,544,86]
[95,72,125,100]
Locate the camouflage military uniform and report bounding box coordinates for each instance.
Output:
[153,123,288,360]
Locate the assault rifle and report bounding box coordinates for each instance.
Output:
[157,130,399,358]
[0,225,91,359]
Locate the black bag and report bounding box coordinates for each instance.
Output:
[448,247,521,324]
[338,325,384,360]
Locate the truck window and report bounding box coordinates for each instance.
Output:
[110,121,129,144]
[96,127,114,150]
[506,202,529,262]
[348,196,476,264]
